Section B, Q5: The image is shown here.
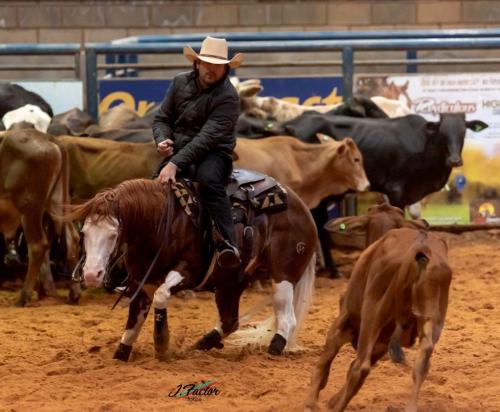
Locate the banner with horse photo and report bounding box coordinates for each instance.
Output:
[354,73,500,225]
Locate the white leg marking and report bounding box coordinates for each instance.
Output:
[153,270,184,310]
[214,317,223,336]
[121,306,149,346]
[273,280,296,341]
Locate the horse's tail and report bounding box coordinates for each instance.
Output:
[227,253,316,352]
[289,252,316,348]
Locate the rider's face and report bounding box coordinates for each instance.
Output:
[197,60,226,88]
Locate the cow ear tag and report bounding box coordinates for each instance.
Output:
[339,223,347,231]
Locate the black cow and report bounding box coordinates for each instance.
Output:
[236,95,388,139]
[0,83,53,119]
[279,112,486,278]
[284,112,487,207]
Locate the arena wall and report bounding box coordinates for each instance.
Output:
[1,1,500,44]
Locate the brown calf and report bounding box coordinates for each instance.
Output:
[305,228,452,412]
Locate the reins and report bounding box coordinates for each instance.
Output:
[115,181,174,308]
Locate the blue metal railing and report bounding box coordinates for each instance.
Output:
[85,36,500,119]
[3,31,500,119]
[0,43,81,54]
[119,28,500,43]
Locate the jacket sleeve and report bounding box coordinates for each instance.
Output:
[152,77,177,145]
[170,93,239,170]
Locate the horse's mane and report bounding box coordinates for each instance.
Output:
[66,179,171,241]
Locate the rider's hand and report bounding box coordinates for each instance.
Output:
[158,162,178,184]
[157,139,174,157]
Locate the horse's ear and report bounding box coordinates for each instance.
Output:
[401,80,409,91]
[316,132,333,144]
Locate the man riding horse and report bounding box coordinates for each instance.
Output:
[152,36,244,269]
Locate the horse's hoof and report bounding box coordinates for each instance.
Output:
[268,333,286,355]
[15,292,30,307]
[66,291,81,305]
[195,329,223,351]
[113,343,132,362]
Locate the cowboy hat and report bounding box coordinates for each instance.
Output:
[183,36,244,69]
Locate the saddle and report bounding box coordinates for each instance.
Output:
[171,168,288,227]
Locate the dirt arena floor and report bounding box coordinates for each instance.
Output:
[0,230,499,412]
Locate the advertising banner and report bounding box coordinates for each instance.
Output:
[98,76,343,115]
[354,73,500,225]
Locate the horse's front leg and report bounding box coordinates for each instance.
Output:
[195,281,246,351]
[114,288,151,362]
[152,270,184,360]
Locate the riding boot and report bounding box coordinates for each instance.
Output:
[216,238,241,269]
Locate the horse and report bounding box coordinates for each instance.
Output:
[67,177,317,361]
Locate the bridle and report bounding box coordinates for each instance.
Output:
[71,219,125,286]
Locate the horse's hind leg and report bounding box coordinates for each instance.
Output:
[268,280,295,355]
[114,289,151,362]
[304,311,352,412]
[195,281,246,351]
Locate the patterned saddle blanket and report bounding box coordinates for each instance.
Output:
[172,168,288,226]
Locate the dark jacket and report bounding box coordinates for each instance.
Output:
[152,70,239,172]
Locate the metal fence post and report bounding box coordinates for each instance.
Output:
[85,48,98,120]
[342,46,354,100]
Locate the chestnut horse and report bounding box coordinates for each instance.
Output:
[68,178,317,361]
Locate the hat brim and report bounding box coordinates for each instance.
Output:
[183,46,244,69]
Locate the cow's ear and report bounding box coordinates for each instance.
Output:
[425,121,439,136]
[316,133,333,144]
[239,85,263,98]
[402,218,429,230]
[324,215,370,250]
[337,141,347,156]
[466,120,488,133]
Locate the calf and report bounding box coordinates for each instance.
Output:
[305,228,451,412]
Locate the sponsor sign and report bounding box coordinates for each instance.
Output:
[355,73,500,225]
[98,76,343,115]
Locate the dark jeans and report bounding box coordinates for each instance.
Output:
[155,152,236,246]
[193,151,236,246]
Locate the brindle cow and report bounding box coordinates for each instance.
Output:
[0,129,80,306]
[47,107,95,136]
[234,136,370,209]
[305,228,451,412]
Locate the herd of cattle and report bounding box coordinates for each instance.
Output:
[0,80,487,410]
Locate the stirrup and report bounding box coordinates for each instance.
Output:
[216,245,241,268]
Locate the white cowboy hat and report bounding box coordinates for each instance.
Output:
[183,36,244,69]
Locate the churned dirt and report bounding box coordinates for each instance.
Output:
[0,230,499,412]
